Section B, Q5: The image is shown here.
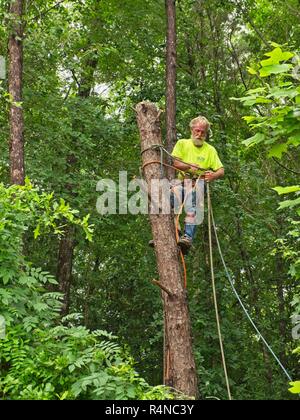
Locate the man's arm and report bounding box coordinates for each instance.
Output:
[173,159,203,172]
[173,159,224,182]
[173,159,192,172]
[204,167,224,182]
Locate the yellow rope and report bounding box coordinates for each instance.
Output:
[207,182,233,401]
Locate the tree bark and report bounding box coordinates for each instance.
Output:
[136,101,198,398]
[8,0,25,185]
[165,0,177,377]
[165,0,177,180]
[56,225,75,316]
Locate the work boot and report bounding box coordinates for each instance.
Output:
[178,235,192,254]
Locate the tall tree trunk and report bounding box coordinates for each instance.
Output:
[56,52,98,316]
[8,0,25,185]
[136,101,198,398]
[165,0,177,380]
[206,7,227,145]
[165,0,176,179]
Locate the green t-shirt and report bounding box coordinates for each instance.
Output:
[171,139,223,179]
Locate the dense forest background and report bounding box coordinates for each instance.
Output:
[0,0,299,400]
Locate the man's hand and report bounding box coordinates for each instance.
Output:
[189,164,201,173]
[204,171,216,182]
[204,168,224,182]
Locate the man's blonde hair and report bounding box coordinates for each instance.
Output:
[190,116,210,130]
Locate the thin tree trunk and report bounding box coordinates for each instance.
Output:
[56,52,98,316]
[57,225,75,316]
[8,0,25,185]
[84,256,99,328]
[206,8,227,144]
[165,0,177,376]
[165,0,177,164]
[241,8,270,48]
[136,101,198,398]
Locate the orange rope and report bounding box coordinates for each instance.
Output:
[176,204,188,288]
[142,160,188,288]
[142,160,185,174]
[142,159,202,289]
[174,177,202,288]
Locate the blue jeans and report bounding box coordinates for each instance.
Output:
[170,180,205,241]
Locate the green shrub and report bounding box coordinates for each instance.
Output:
[0,181,172,400]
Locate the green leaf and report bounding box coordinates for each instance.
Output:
[279,82,293,87]
[255,97,273,104]
[242,116,257,123]
[235,94,272,106]
[58,391,69,400]
[34,224,40,239]
[247,88,266,94]
[261,58,276,67]
[247,66,258,75]
[242,133,265,147]
[259,64,292,77]
[288,133,300,146]
[68,364,76,373]
[263,47,294,64]
[278,197,300,209]
[277,51,294,61]
[267,143,288,159]
[289,381,300,394]
[273,186,300,195]
[126,385,136,398]
[267,87,299,99]
[270,42,282,48]
[45,383,54,392]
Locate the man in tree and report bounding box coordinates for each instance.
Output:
[171,116,224,252]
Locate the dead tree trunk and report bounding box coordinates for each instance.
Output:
[136,101,198,398]
[165,0,177,179]
[8,0,25,185]
[165,0,177,380]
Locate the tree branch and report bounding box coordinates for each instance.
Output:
[242,10,270,48]
[151,280,173,296]
[272,157,300,176]
[31,0,67,22]
[285,3,300,21]
[228,28,249,91]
